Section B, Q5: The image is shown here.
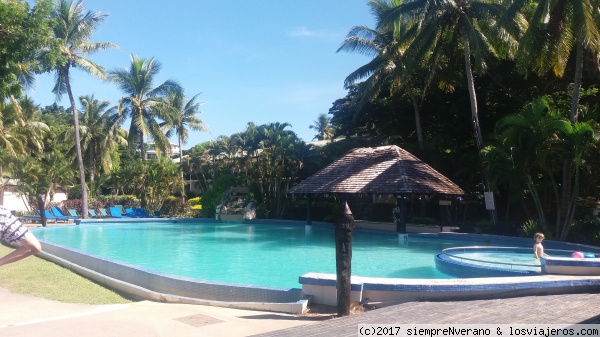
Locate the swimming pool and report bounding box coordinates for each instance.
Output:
[33,220,600,313]
[33,221,480,289]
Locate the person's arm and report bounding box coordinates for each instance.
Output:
[541,245,548,257]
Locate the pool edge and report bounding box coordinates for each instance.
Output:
[37,241,309,314]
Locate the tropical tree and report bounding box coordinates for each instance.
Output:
[0,97,49,205]
[62,95,127,196]
[379,0,526,220]
[109,55,181,161]
[51,0,117,218]
[309,113,334,141]
[11,150,75,227]
[129,157,183,215]
[507,0,600,235]
[165,88,208,161]
[0,0,58,99]
[485,97,596,240]
[250,122,303,218]
[337,0,429,149]
[509,0,600,123]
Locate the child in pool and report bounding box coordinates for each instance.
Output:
[533,232,548,259]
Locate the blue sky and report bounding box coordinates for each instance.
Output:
[27,1,375,149]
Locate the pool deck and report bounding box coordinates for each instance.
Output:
[3,286,600,337]
[254,292,600,337]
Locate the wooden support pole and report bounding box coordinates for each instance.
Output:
[335,200,354,317]
[306,194,313,226]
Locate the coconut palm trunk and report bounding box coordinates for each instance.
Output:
[64,69,88,218]
[463,32,496,224]
[408,89,424,151]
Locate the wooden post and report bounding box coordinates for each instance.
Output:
[394,196,406,233]
[335,200,354,316]
[306,194,313,226]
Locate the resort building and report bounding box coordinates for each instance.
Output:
[145,142,181,160]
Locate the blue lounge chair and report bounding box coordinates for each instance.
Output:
[22,211,48,223]
[68,209,79,218]
[114,204,125,215]
[88,209,100,218]
[99,208,109,217]
[109,206,130,218]
[134,207,158,218]
[125,208,143,218]
[45,209,71,222]
[51,206,77,220]
[23,209,66,223]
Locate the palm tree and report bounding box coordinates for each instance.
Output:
[509,0,600,123]
[309,113,334,141]
[338,0,427,149]
[0,96,49,205]
[164,88,207,200]
[490,99,562,233]
[165,88,208,161]
[489,97,596,240]
[508,0,600,235]
[68,95,127,195]
[51,0,118,218]
[12,150,76,227]
[109,54,181,161]
[379,0,525,221]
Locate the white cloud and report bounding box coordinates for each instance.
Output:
[288,26,316,38]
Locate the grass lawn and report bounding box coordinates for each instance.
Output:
[0,245,131,304]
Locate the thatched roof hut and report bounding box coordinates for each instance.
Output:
[289,145,464,196]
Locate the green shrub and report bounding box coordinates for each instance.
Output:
[520,219,540,238]
[188,196,202,210]
[200,174,237,218]
[160,196,191,217]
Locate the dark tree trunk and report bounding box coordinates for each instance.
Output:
[37,194,47,227]
[335,200,355,317]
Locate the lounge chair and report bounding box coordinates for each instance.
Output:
[125,208,141,218]
[22,210,53,223]
[67,209,79,218]
[98,208,109,217]
[134,207,158,218]
[51,206,77,220]
[114,204,125,216]
[88,209,100,218]
[109,206,130,218]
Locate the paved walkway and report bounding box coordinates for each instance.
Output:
[254,292,600,337]
[0,287,327,337]
[4,288,600,337]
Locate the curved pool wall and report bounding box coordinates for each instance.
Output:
[37,220,600,311]
[299,232,600,306]
[434,234,600,278]
[39,218,312,314]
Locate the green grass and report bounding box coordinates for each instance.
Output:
[0,245,131,304]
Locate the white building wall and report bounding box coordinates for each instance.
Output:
[4,191,68,212]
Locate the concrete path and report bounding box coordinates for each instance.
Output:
[0,287,324,337]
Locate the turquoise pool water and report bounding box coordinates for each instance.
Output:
[450,251,541,272]
[35,222,486,289]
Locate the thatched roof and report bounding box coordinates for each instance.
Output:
[289,145,464,195]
